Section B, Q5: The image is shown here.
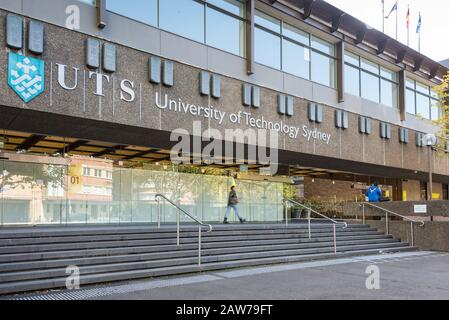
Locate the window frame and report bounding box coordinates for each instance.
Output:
[344,51,398,108]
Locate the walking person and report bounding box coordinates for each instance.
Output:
[223,186,246,224]
[365,182,382,203]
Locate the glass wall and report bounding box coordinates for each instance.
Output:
[106,0,246,57]
[344,51,398,108]
[0,157,283,226]
[255,11,336,88]
[406,78,440,120]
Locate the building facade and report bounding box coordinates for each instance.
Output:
[0,0,448,226]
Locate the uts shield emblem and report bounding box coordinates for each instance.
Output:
[8,52,45,103]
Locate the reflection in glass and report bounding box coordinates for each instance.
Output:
[282,23,309,45]
[207,0,245,16]
[381,79,398,108]
[255,10,281,33]
[206,7,245,56]
[160,0,205,43]
[344,64,360,96]
[282,39,310,79]
[255,28,281,69]
[311,51,335,87]
[107,0,158,26]
[361,71,380,103]
[311,36,334,55]
[416,93,430,119]
[406,89,416,114]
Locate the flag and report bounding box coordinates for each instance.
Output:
[416,12,422,33]
[406,6,410,29]
[385,1,398,19]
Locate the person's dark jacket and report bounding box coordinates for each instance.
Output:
[228,189,239,206]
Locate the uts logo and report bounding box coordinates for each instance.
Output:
[8,52,45,103]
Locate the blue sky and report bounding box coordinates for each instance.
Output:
[325,0,448,62]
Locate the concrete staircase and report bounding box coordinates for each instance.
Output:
[0,223,416,295]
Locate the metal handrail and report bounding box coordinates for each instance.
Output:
[284,198,347,254]
[284,198,348,227]
[155,194,213,266]
[360,202,425,247]
[360,202,425,226]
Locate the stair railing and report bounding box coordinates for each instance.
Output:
[284,198,347,254]
[360,202,425,247]
[155,194,213,266]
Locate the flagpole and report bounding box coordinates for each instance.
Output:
[395,2,398,40]
[407,5,410,47]
[382,0,385,33]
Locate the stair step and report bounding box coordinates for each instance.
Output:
[0,245,416,295]
[0,230,383,254]
[0,226,374,246]
[0,236,397,273]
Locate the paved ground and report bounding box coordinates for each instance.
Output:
[6,251,449,300]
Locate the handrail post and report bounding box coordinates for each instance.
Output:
[177,207,180,246]
[333,224,337,254]
[157,197,161,229]
[308,209,311,239]
[198,225,202,266]
[362,203,365,224]
[285,201,288,227]
[385,212,389,235]
[411,221,414,247]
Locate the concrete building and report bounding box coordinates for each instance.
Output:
[0,0,448,225]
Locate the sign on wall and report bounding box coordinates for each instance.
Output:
[414,204,427,214]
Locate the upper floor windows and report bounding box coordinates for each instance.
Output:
[107,0,158,26]
[106,0,246,57]
[255,11,336,88]
[344,52,398,108]
[406,79,440,120]
[78,0,96,5]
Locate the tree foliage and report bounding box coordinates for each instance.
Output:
[432,72,449,151]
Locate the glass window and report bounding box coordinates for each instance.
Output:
[416,82,430,95]
[361,58,379,74]
[107,0,157,26]
[344,64,360,96]
[206,7,245,56]
[380,68,397,82]
[406,89,416,114]
[255,11,281,33]
[406,78,415,89]
[282,23,309,45]
[345,52,359,66]
[207,0,244,16]
[311,51,335,87]
[416,94,430,119]
[255,28,281,69]
[160,0,205,43]
[381,80,398,108]
[78,0,95,5]
[431,102,440,121]
[282,39,310,79]
[361,71,380,103]
[311,36,334,55]
[431,89,439,100]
